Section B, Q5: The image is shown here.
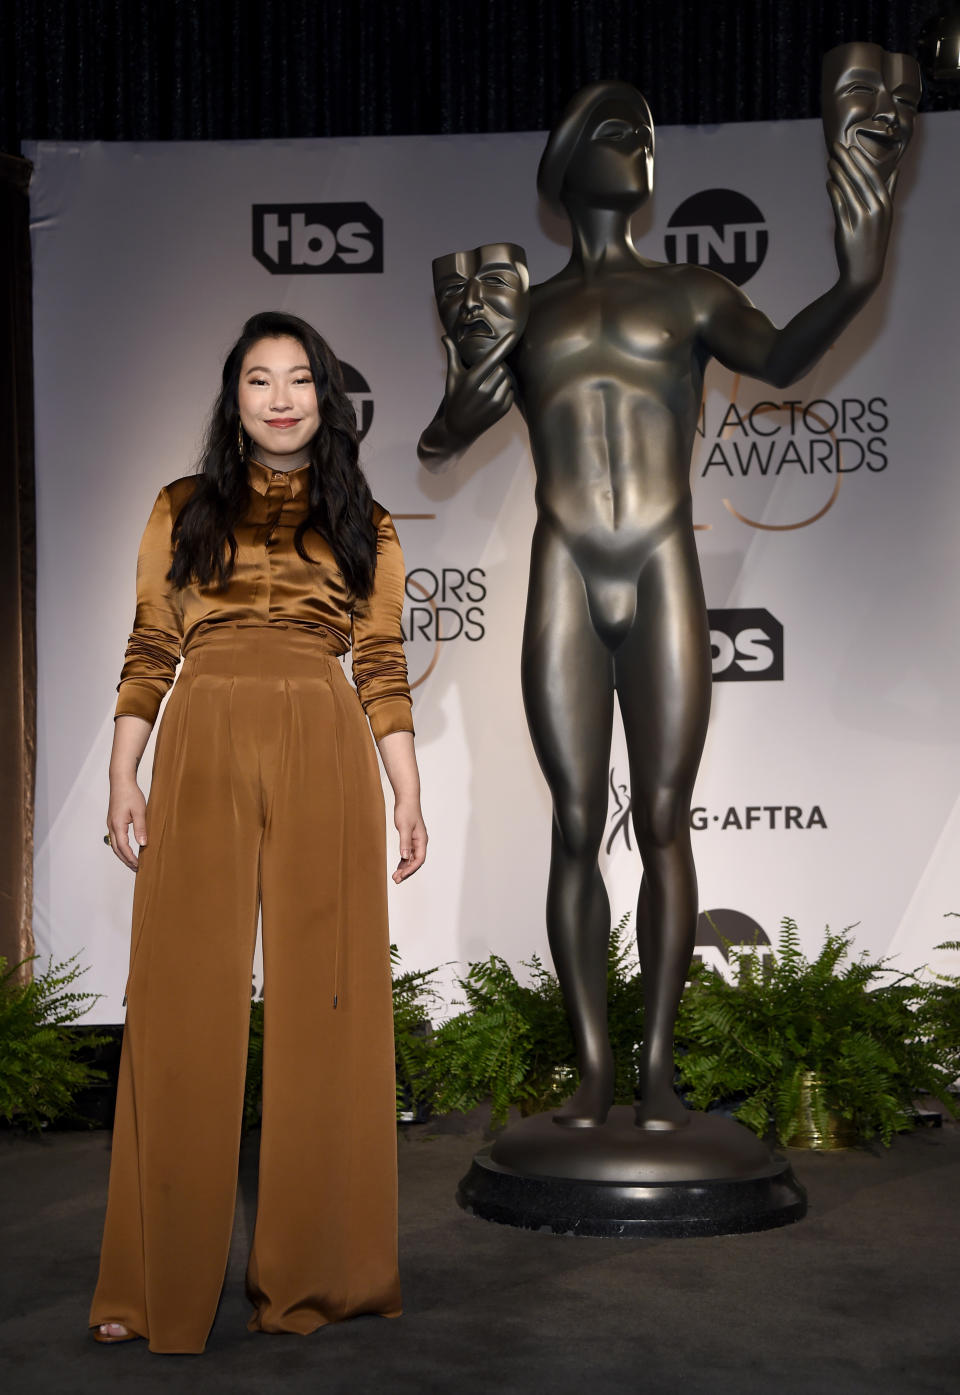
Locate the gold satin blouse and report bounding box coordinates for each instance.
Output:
[115,457,414,741]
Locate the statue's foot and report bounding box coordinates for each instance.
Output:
[553,1070,614,1129]
[634,1087,690,1132]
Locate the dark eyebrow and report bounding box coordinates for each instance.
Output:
[244,364,312,373]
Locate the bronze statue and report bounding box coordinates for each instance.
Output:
[420,63,918,1139]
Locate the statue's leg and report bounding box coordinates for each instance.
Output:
[614,529,711,1130]
[521,525,616,1127]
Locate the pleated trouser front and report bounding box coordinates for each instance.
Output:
[89,624,402,1353]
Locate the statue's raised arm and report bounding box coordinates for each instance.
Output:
[697,41,921,387]
[417,243,529,470]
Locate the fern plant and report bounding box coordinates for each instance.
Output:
[391,948,443,1121]
[607,917,646,1104]
[239,915,960,1144]
[675,917,960,1146]
[0,954,109,1131]
[913,923,960,1093]
[421,951,574,1125]
[421,914,642,1127]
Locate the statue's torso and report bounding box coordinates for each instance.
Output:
[513,262,709,567]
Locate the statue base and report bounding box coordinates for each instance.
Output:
[456,1106,806,1238]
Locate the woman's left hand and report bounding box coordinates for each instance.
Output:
[393,799,427,883]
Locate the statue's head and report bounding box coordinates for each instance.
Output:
[822,42,921,185]
[537,81,654,217]
[431,243,530,367]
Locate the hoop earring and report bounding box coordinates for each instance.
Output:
[237,420,245,461]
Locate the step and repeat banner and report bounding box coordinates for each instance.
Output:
[26,113,960,1022]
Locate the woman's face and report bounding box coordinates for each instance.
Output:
[237,335,321,469]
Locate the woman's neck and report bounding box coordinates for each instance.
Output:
[248,450,310,474]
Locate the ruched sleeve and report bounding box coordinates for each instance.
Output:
[351,510,414,741]
[115,487,184,726]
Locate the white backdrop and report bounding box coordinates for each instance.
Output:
[26,113,960,1022]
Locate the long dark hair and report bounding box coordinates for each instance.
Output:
[168,311,377,598]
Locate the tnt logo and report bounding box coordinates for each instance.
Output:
[340,362,374,441]
[665,189,768,287]
[252,203,383,274]
[708,608,783,682]
[693,909,771,978]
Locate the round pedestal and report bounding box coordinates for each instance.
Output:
[456,1106,807,1238]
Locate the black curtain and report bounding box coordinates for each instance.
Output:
[2,0,955,155]
[0,153,37,977]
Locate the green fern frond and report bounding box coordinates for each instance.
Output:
[0,954,108,1130]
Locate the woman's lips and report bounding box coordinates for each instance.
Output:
[266,419,300,428]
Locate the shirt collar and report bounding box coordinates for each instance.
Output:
[247,457,312,500]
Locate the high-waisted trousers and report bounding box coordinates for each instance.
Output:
[89,625,402,1353]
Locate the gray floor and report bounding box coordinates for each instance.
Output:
[1,1113,958,1395]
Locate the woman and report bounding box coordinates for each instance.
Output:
[90,311,426,1353]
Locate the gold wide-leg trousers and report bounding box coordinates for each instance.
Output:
[90,625,402,1354]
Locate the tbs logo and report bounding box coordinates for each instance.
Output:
[708,608,783,682]
[253,203,383,274]
[665,189,768,287]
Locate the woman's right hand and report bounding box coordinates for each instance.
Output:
[107,775,147,871]
[107,714,153,870]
